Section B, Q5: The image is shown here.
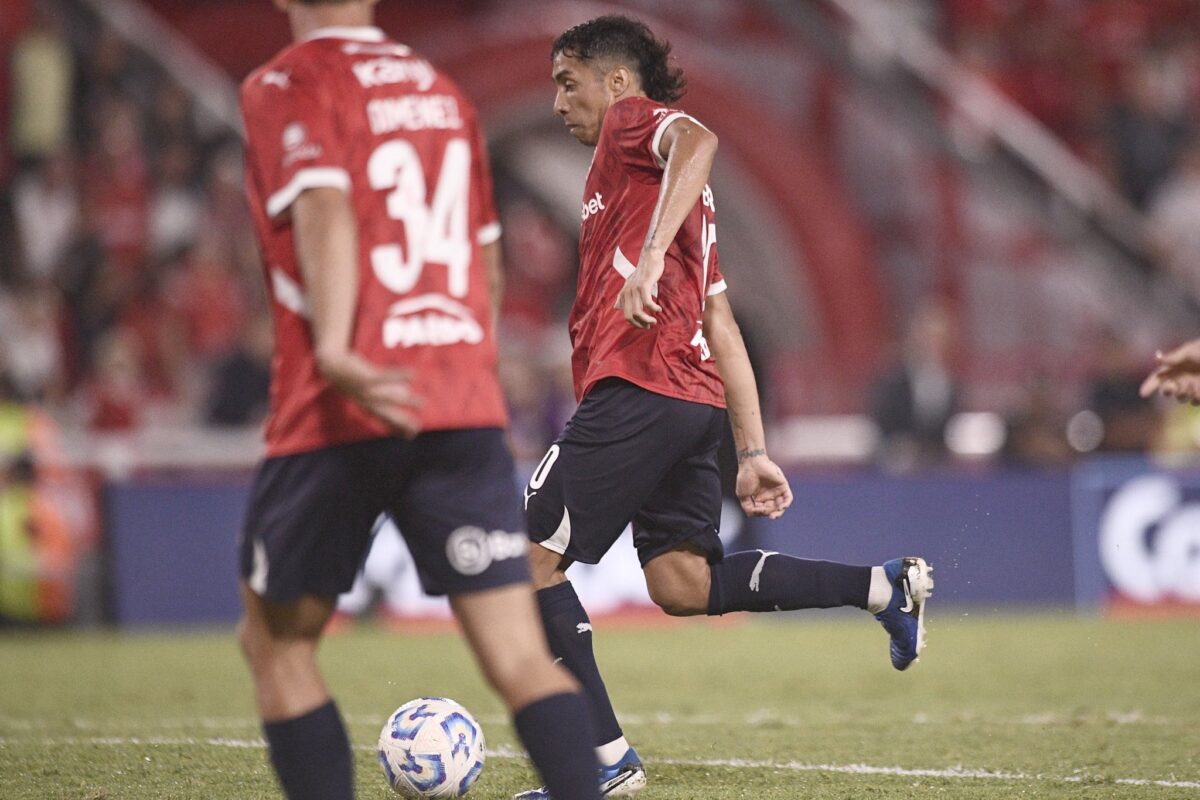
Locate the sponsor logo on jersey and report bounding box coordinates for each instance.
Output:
[382,294,484,348]
[352,56,437,91]
[261,70,291,89]
[445,527,528,576]
[581,191,606,222]
[281,122,323,166]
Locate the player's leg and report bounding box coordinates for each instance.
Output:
[520,381,697,795]
[635,411,935,670]
[392,428,604,800]
[238,440,397,800]
[238,585,353,800]
[451,583,601,800]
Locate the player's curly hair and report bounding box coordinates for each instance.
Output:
[552,15,687,104]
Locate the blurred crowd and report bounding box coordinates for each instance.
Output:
[0,0,1196,472]
[944,0,1200,294]
[2,4,269,433]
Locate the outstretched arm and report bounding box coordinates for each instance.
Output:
[293,186,422,434]
[703,292,793,519]
[615,118,718,329]
[1141,338,1200,405]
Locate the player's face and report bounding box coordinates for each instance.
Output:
[552,53,612,146]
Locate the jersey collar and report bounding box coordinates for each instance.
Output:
[303,26,386,43]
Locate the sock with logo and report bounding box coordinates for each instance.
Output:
[536,582,624,748]
[707,551,871,615]
[514,692,601,800]
[262,700,353,800]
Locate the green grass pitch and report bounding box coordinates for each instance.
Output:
[2,613,1198,798]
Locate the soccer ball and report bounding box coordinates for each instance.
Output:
[378,697,486,797]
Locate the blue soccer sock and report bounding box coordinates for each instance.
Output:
[262,700,353,800]
[514,692,602,800]
[536,582,624,748]
[707,551,871,615]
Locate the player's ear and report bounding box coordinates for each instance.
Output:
[608,65,634,97]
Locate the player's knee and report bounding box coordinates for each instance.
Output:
[236,615,269,667]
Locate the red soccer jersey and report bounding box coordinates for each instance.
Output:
[571,96,727,408]
[241,27,507,457]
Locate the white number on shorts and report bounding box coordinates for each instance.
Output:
[529,444,561,490]
[367,137,471,298]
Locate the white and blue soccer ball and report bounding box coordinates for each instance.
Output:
[378,697,486,798]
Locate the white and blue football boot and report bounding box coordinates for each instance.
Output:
[874,556,933,671]
[513,746,646,799]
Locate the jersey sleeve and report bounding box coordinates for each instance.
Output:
[607,98,709,178]
[468,114,501,246]
[708,246,727,296]
[241,62,351,221]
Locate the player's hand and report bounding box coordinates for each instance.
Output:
[735,453,793,520]
[615,249,665,329]
[316,351,423,437]
[1140,339,1200,405]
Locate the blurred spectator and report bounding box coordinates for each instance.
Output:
[145,82,196,155]
[81,97,149,269]
[1147,137,1200,297]
[148,138,202,261]
[1087,330,1158,452]
[11,148,78,281]
[8,2,73,164]
[870,300,960,471]
[1106,52,1194,208]
[164,235,249,363]
[206,315,271,427]
[82,330,145,432]
[0,281,65,403]
[1002,375,1074,467]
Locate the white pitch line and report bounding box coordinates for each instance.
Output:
[1,708,1180,733]
[1,737,1196,790]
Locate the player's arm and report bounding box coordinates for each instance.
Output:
[616,118,718,329]
[1141,338,1200,405]
[482,240,504,329]
[292,187,421,434]
[703,291,793,519]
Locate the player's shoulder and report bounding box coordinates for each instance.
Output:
[241,41,326,105]
[607,96,672,129]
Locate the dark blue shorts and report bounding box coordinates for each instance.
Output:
[239,428,530,603]
[524,378,726,567]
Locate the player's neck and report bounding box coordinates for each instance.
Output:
[288,4,376,42]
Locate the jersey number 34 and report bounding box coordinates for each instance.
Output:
[368,138,471,298]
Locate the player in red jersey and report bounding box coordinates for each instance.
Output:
[236,2,600,799]
[516,16,934,799]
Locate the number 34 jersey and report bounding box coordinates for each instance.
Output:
[241,27,507,457]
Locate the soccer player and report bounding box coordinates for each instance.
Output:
[236,2,601,798]
[1141,339,1200,405]
[515,16,934,798]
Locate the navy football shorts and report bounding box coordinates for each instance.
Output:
[239,428,530,603]
[524,378,726,567]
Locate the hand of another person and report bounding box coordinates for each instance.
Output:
[1140,339,1200,406]
[735,453,794,520]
